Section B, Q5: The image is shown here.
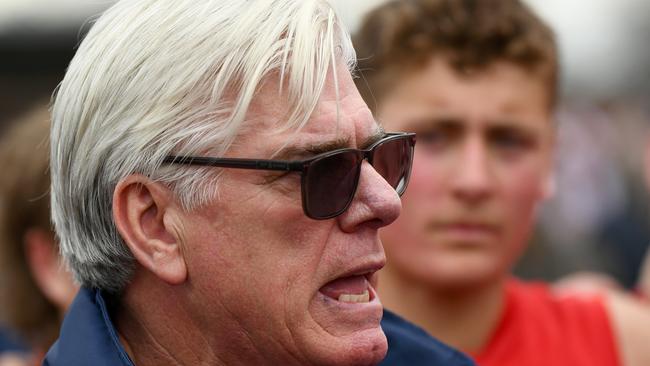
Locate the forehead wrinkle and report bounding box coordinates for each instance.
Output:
[271,123,384,160]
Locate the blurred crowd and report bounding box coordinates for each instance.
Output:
[520,100,650,287]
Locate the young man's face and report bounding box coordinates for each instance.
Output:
[377,57,554,289]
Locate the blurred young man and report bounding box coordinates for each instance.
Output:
[355,0,650,365]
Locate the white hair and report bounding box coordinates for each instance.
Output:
[50,0,356,292]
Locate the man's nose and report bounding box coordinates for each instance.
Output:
[338,161,402,232]
[451,138,494,204]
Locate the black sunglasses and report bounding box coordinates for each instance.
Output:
[163,132,416,219]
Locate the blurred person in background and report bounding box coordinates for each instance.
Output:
[640,250,650,299]
[531,102,650,289]
[42,0,477,365]
[0,326,28,366]
[0,105,78,366]
[354,0,650,365]
[639,141,650,300]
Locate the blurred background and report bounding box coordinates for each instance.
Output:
[1,0,650,287]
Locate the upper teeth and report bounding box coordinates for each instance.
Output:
[338,290,370,303]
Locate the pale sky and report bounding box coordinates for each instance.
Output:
[1,0,648,98]
[0,0,111,31]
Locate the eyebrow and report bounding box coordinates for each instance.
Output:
[273,125,385,161]
[400,116,462,132]
[404,116,539,134]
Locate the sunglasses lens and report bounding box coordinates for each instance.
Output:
[304,151,362,219]
[373,137,413,196]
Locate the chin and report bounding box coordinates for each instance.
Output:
[336,330,388,366]
[427,262,505,291]
[304,328,387,366]
[411,252,505,291]
[303,287,387,365]
[430,271,497,291]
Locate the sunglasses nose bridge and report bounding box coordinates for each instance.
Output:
[362,146,376,165]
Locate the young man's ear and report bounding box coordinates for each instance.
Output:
[542,125,557,201]
[113,175,187,285]
[542,172,556,200]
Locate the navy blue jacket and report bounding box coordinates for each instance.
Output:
[379,310,476,366]
[44,287,475,366]
[43,288,134,366]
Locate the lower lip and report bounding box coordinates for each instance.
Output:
[310,285,385,347]
[436,225,497,241]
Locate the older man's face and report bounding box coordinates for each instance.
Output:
[175,66,401,365]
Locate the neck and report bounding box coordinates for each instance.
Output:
[378,266,506,354]
[114,270,257,366]
[114,280,209,365]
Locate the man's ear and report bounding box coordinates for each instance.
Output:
[113,175,187,285]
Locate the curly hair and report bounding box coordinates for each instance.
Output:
[354,0,558,111]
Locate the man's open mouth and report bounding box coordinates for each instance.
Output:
[319,274,375,303]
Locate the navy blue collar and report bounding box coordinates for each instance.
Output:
[44,287,134,366]
[44,288,473,366]
[380,309,476,366]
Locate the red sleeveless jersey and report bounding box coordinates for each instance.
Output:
[471,279,620,366]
